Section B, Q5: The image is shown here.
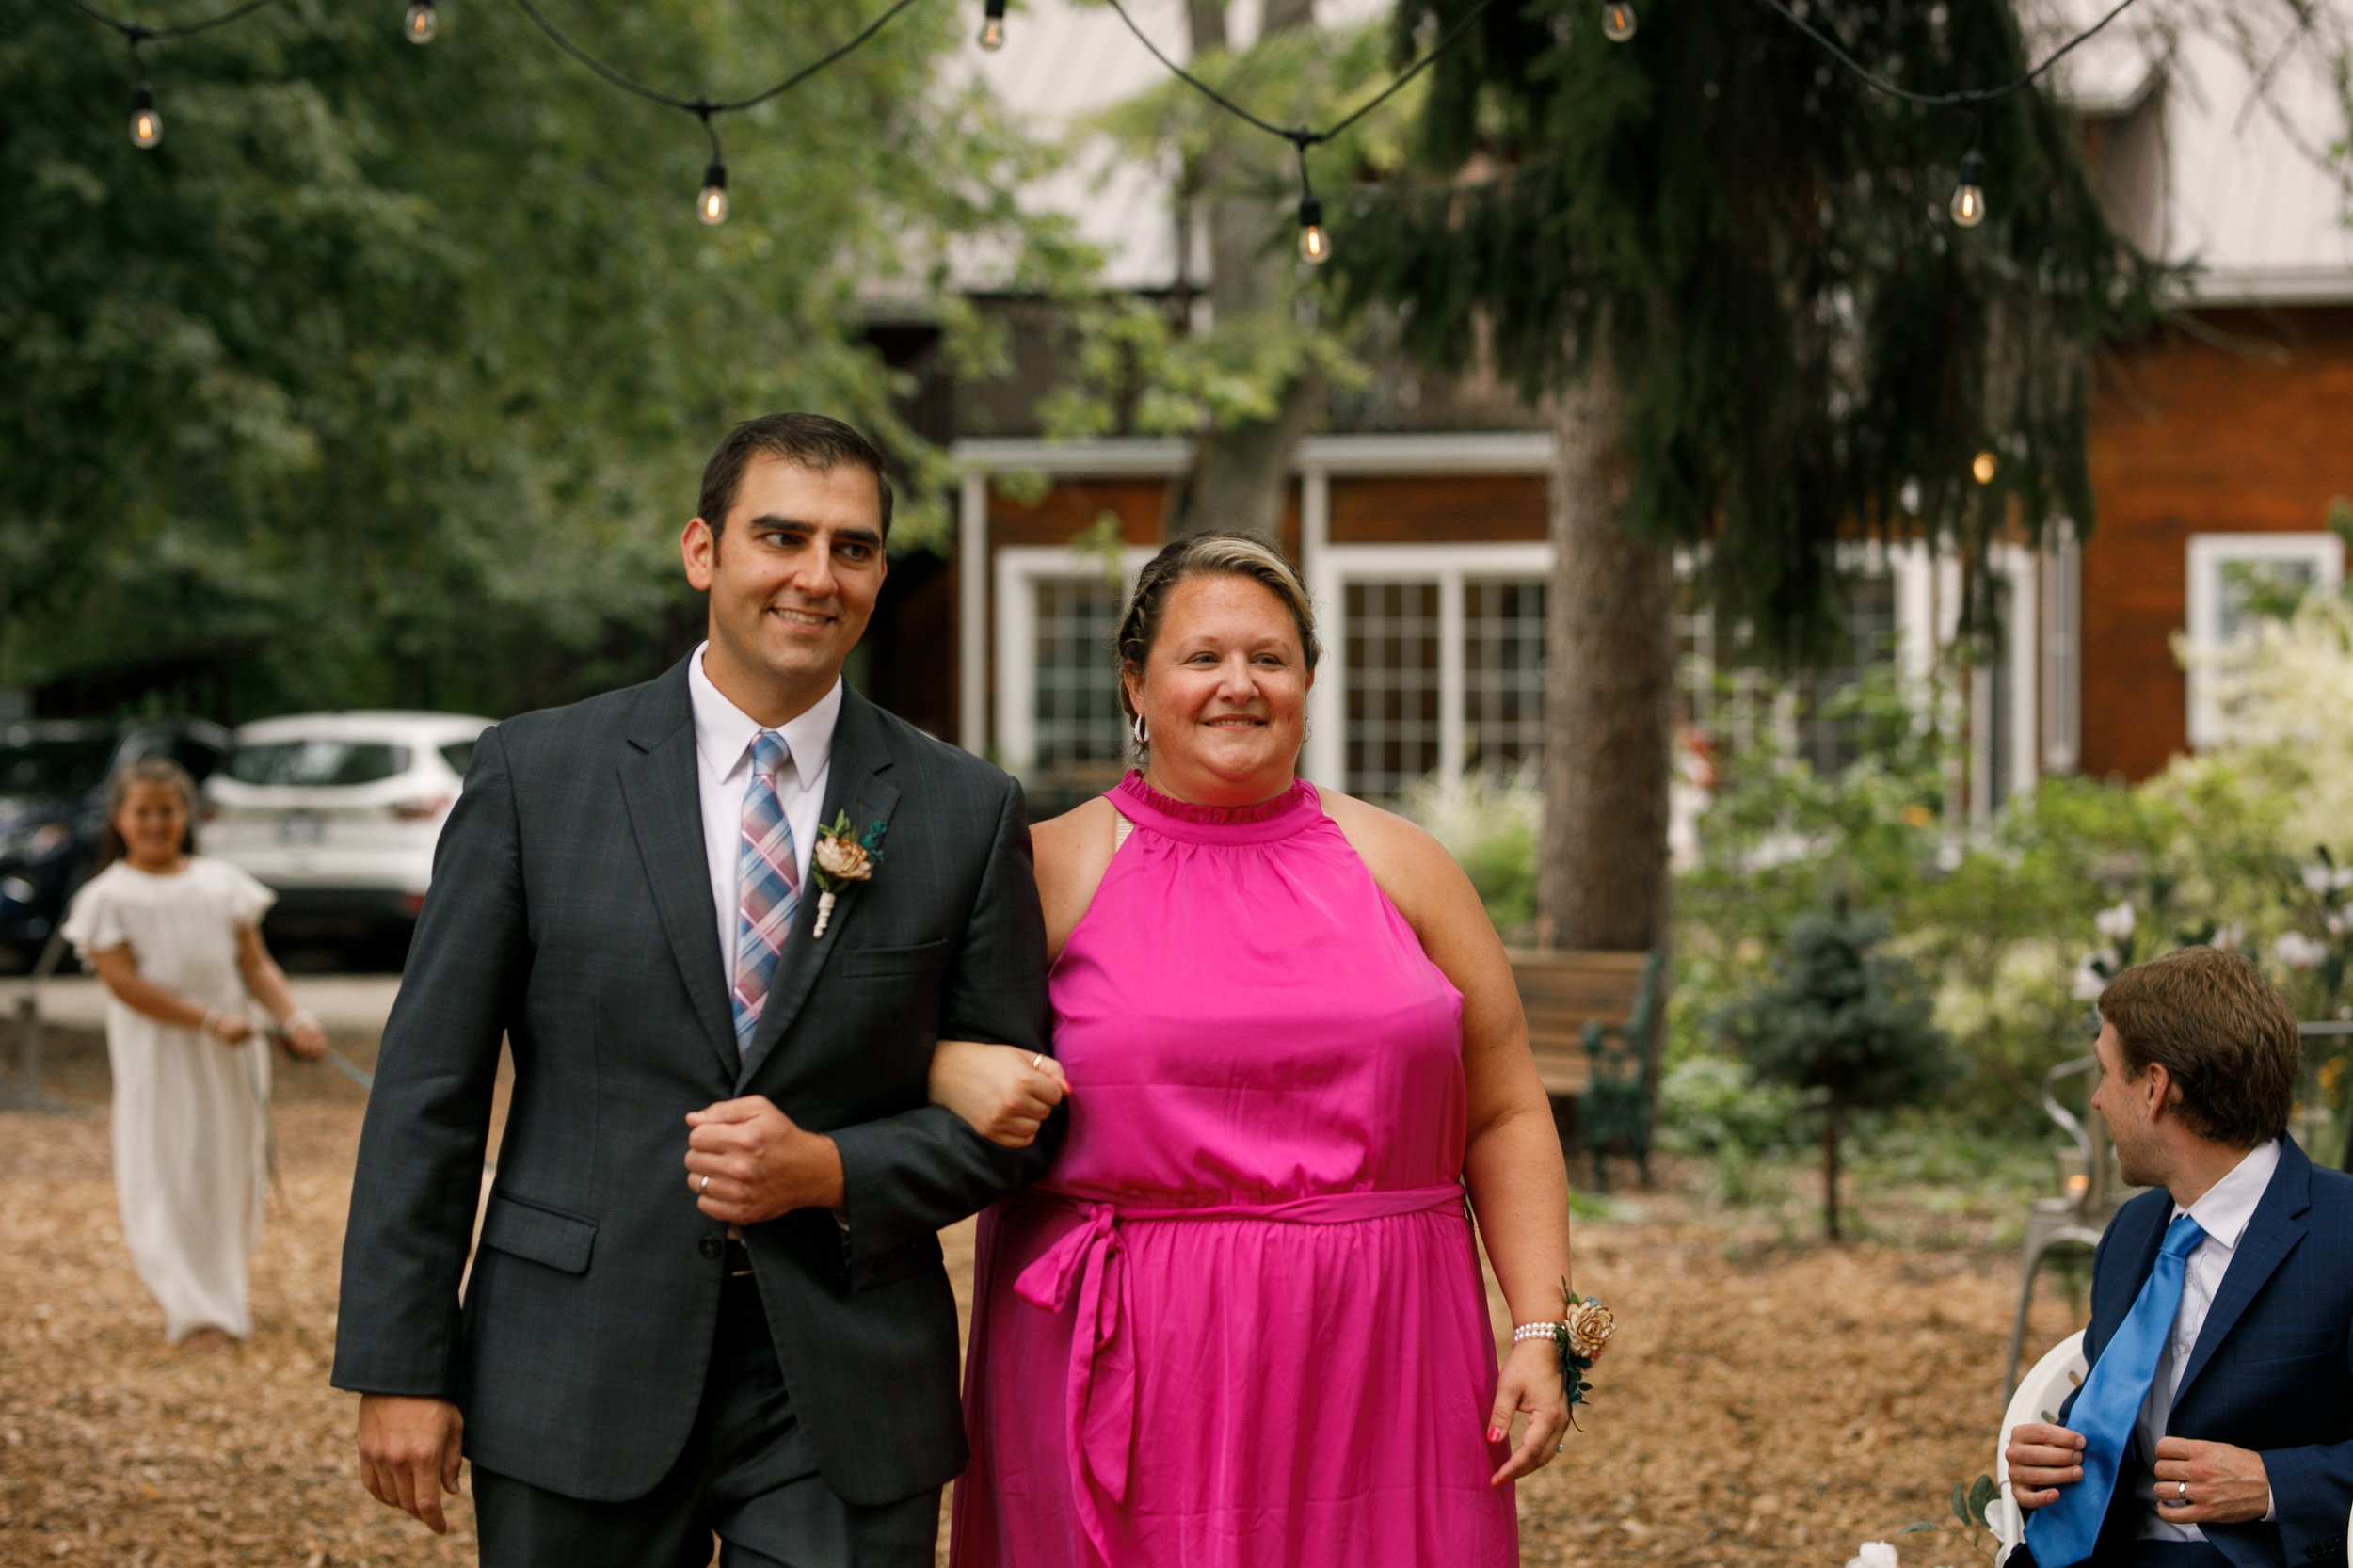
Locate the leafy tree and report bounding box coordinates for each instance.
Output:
[1335,0,2170,965]
[2,0,1081,719]
[1715,895,1955,1239]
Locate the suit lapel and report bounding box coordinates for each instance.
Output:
[2090,1197,2169,1368]
[2172,1140,2312,1409]
[736,689,900,1089]
[617,662,739,1079]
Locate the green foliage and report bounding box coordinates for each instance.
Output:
[1397,762,1541,940]
[1716,897,1955,1112]
[1655,1054,1802,1158]
[1336,0,2169,649]
[2,0,1090,718]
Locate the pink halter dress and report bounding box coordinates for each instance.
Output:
[950,773,1519,1567]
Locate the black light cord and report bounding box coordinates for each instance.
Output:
[61,0,282,43]
[504,0,925,117]
[1747,0,2150,107]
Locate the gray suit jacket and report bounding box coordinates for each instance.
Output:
[330,660,1058,1506]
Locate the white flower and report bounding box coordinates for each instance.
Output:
[1846,1543,1899,1568]
[2303,863,2336,897]
[2327,907,2353,940]
[2334,866,2353,892]
[2094,902,2137,942]
[2073,952,2115,1001]
[2213,922,2246,953]
[2275,932,2329,972]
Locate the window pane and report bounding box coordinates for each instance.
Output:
[1794,571,1899,776]
[226,741,411,786]
[1465,577,1546,772]
[1032,577,1128,774]
[1345,580,1441,800]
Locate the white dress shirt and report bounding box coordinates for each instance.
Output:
[686,642,840,995]
[2132,1137,2282,1540]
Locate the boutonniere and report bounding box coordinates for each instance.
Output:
[809,810,887,937]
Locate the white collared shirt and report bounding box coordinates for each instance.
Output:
[686,642,841,990]
[2133,1137,2283,1540]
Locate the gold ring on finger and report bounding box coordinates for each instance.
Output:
[1032,1053,1046,1070]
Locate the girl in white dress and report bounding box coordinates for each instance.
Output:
[60,758,328,1345]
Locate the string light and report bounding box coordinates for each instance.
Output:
[698,159,729,224]
[1972,450,1998,484]
[404,0,437,44]
[1297,193,1329,264]
[128,80,161,147]
[1949,149,1988,227]
[977,0,1006,52]
[1602,1,1639,42]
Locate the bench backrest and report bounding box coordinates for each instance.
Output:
[1504,947,1656,1097]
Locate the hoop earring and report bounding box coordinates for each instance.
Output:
[1130,712,1149,747]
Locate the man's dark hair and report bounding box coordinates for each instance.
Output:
[697,413,894,539]
[2099,945,2300,1147]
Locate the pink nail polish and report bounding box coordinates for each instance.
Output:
[1487,1427,1503,1444]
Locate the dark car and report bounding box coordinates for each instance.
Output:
[0,719,233,959]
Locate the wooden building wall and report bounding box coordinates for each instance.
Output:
[2079,305,2353,780]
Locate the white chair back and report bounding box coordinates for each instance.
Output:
[1993,1330,2089,1560]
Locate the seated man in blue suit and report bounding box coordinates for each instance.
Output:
[2007,945,2353,1568]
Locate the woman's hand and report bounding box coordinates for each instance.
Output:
[206,1010,255,1046]
[1485,1335,1573,1487]
[928,1040,1068,1148]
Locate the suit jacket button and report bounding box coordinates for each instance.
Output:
[698,1236,724,1260]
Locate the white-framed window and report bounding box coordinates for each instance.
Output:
[2185,532,2345,749]
[992,545,1153,785]
[1306,543,1550,800]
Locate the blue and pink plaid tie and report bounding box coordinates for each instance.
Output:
[731,731,800,1056]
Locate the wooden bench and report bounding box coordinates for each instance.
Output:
[1505,947,1665,1189]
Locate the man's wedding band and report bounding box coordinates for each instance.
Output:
[699,1175,712,1196]
[2176,1481,2189,1501]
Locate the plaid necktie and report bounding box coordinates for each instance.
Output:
[731,730,800,1055]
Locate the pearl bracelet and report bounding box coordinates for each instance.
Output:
[1512,1322,1561,1345]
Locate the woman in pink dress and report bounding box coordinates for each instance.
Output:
[931,534,1584,1568]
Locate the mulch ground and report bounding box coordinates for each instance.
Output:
[0,1030,2079,1567]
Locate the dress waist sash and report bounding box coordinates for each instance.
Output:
[1008,1185,1470,1565]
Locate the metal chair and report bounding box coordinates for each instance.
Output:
[1991,1329,2089,1562]
[2003,1054,2126,1400]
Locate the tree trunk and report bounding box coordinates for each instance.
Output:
[1165,0,1321,544]
[1537,345,1675,953]
[1822,1100,1843,1242]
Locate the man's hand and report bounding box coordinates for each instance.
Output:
[684,1096,845,1224]
[2152,1437,2271,1526]
[358,1394,464,1534]
[2005,1421,2086,1510]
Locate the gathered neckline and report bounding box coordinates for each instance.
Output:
[1111,770,1321,844]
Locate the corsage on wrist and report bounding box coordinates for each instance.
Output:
[1512,1280,1612,1425]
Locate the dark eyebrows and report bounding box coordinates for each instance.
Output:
[741,516,885,551]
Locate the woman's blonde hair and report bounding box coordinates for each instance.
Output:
[1114,533,1321,727]
[96,757,200,870]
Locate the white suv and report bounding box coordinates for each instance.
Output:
[205,711,493,944]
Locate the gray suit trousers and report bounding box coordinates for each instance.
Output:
[471,1272,936,1568]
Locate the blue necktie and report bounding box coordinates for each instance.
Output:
[2025,1212,2206,1568]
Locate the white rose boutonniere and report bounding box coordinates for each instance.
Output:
[810,810,886,937]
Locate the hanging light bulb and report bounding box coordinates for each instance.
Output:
[698,160,729,225]
[128,82,161,149]
[1297,193,1330,265]
[404,0,438,43]
[1950,150,1987,228]
[977,0,1007,51]
[1972,449,1998,485]
[1602,1,1638,41]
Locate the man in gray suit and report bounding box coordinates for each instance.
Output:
[332,413,1059,1565]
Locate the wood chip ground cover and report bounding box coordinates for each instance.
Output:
[0,1035,2079,1566]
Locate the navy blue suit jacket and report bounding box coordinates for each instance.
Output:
[2066,1138,2353,1568]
